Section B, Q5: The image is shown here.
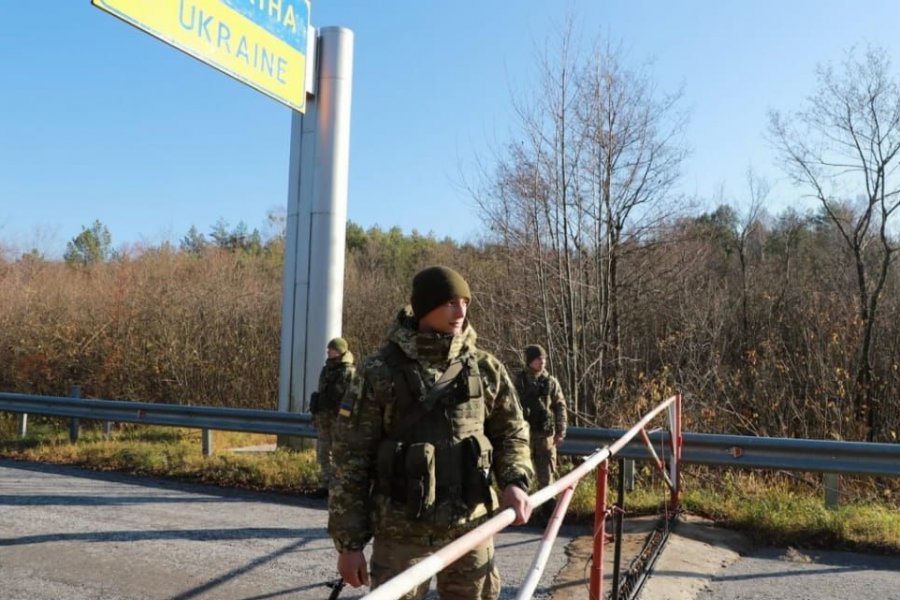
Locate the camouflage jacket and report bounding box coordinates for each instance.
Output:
[327,306,533,552]
[514,368,567,438]
[315,351,355,417]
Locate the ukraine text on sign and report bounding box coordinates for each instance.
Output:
[93,0,310,112]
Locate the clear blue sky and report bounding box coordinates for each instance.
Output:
[2,1,899,257]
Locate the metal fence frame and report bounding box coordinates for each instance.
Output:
[2,390,899,479]
[3,390,900,598]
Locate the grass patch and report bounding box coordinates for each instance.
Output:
[557,459,900,553]
[681,471,900,553]
[0,419,320,494]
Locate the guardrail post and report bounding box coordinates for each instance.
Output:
[103,421,113,441]
[590,459,609,600]
[17,413,28,438]
[69,386,81,443]
[824,473,840,508]
[202,429,213,457]
[612,459,626,598]
[623,459,635,492]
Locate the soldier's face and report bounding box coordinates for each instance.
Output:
[529,356,546,372]
[326,348,341,359]
[418,297,469,335]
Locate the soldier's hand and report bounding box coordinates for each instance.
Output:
[337,551,369,587]
[501,484,532,525]
[553,433,564,447]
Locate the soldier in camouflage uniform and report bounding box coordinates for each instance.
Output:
[328,265,534,599]
[310,337,356,499]
[514,345,567,491]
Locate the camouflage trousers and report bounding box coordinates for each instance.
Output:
[530,433,557,490]
[370,535,500,600]
[315,414,335,488]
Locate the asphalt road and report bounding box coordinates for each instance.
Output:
[640,516,900,600]
[5,458,898,600]
[0,459,580,600]
[696,546,900,600]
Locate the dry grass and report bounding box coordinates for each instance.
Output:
[0,419,320,493]
[0,250,282,408]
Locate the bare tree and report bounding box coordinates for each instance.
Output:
[735,169,768,339]
[472,22,688,424]
[769,45,900,440]
[578,41,688,402]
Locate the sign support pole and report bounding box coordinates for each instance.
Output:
[278,27,354,427]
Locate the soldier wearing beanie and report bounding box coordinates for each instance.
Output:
[514,344,567,496]
[328,265,534,599]
[310,336,355,499]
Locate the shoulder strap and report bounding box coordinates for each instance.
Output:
[382,343,467,438]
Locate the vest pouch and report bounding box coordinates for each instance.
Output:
[309,391,320,415]
[462,432,494,509]
[376,440,407,501]
[525,400,553,435]
[535,408,554,435]
[404,442,436,520]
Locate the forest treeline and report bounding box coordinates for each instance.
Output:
[3,37,899,443]
[0,205,897,443]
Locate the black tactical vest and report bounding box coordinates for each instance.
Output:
[517,371,554,434]
[371,342,495,523]
[317,361,351,413]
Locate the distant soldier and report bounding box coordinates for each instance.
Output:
[328,265,534,599]
[310,337,355,499]
[514,344,567,492]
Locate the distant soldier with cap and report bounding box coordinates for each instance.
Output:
[328,265,533,599]
[514,344,567,493]
[310,337,356,499]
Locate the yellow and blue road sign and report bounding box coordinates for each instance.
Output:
[93,0,311,112]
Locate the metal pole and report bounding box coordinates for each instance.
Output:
[824,473,840,508]
[591,460,609,600]
[623,459,635,492]
[278,27,354,424]
[515,485,576,600]
[69,386,81,443]
[671,393,683,507]
[202,429,213,457]
[612,459,626,598]
[17,413,28,438]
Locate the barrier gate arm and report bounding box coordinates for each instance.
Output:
[515,485,577,600]
[361,395,681,600]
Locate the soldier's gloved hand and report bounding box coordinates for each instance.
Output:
[501,484,532,525]
[337,550,369,587]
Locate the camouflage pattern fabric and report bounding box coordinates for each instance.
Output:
[315,351,355,488]
[514,368,567,489]
[530,433,557,490]
[328,305,533,554]
[370,536,500,600]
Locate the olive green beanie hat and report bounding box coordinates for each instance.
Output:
[327,337,349,354]
[524,344,547,363]
[410,265,472,320]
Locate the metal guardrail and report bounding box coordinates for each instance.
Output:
[2,392,899,478]
[563,426,900,478]
[0,391,315,439]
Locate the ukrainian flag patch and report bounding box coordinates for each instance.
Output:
[338,401,353,418]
